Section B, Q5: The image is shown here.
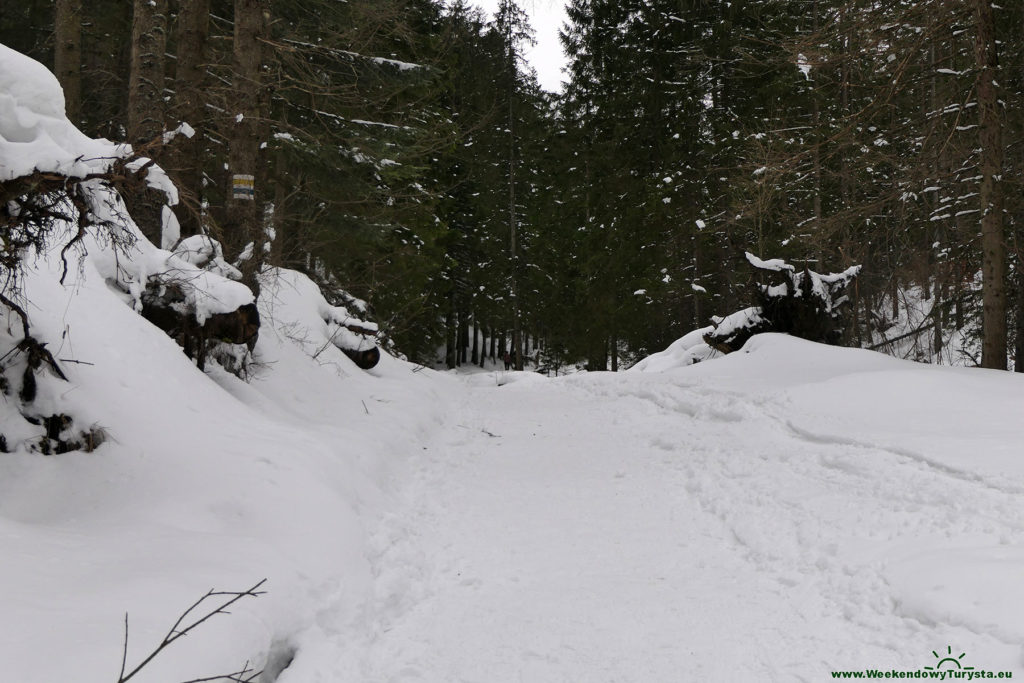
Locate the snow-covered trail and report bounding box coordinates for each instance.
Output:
[287,342,1024,682]
[356,373,816,682]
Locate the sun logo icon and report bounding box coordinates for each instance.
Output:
[924,646,974,672]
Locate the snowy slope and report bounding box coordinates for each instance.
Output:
[1,43,456,683]
[0,244,453,682]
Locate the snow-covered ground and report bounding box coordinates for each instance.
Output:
[7,318,1024,681]
[310,336,1024,681]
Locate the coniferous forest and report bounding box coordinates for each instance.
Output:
[3,0,1023,372]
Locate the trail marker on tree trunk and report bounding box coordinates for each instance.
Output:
[232,174,255,201]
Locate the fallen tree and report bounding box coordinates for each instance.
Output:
[139,235,260,372]
[704,253,861,354]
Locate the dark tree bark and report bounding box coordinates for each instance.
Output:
[458,314,468,364]
[128,0,167,144]
[479,324,486,368]
[226,0,267,294]
[471,315,479,365]
[445,305,457,369]
[169,0,209,238]
[975,0,1007,369]
[1016,262,1024,372]
[54,0,82,125]
[127,0,168,245]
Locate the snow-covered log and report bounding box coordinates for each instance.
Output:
[703,307,773,354]
[134,235,260,372]
[259,267,382,371]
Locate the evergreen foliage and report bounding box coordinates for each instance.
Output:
[2,0,1022,369]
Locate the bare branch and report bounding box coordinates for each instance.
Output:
[117,579,267,683]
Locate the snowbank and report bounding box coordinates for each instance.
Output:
[0,232,451,682]
[675,334,1024,670]
[0,42,131,180]
[0,43,450,682]
[259,267,379,356]
[0,43,249,329]
[329,332,1024,680]
[629,325,719,372]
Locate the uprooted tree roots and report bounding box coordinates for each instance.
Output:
[0,336,106,455]
[703,253,862,354]
[0,169,140,455]
[141,282,261,373]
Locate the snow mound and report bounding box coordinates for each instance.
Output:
[629,325,719,372]
[85,207,254,325]
[172,235,242,280]
[0,43,131,180]
[494,370,549,388]
[0,226,447,683]
[685,332,905,387]
[259,267,378,357]
[709,306,765,340]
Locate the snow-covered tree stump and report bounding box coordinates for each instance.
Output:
[704,253,861,353]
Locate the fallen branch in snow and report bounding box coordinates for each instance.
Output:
[865,296,960,352]
[115,579,267,683]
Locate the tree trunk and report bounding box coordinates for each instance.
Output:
[503,1,523,372]
[974,0,1007,369]
[479,324,487,368]
[170,0,209,238]
[1016,259,1024,372]
[891,278,899,320]
[471,314,479,365]
[693,237,702,328]
[458,313,468,365]
[445,302,457,369]
[127,0,169,246]
[128,0,167,144]
[1017,4,1024,373]
[811,0,822,263]
[54,0,82,125]
[226,0,267,295]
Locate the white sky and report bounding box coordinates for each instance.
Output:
[470,0,570,93]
